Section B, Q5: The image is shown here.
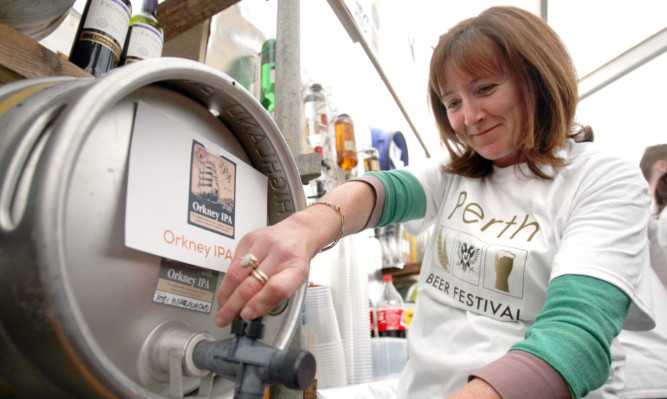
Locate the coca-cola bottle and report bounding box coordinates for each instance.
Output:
[370,297,378,338]
[375,275,406,338]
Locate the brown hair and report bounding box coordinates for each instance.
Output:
[428,6,580,179]
[655,173,667,215]
[639,144,667,181]
[657,173,667,214]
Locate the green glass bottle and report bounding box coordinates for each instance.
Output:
[120,0,164,65]
[260,38,276,114]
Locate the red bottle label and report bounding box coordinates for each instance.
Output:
[376,305,406,332]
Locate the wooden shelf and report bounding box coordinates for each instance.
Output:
[0,22,91,84]
[382,262,421,278]
[0,0,243,84]
[157,0,241,42]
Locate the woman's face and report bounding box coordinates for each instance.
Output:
[440,59,526,167]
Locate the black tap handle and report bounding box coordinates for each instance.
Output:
[246,317,265,340]
[230,316,264,339]
[231,317,246,336]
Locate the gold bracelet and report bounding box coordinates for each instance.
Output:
[308,201,345,252]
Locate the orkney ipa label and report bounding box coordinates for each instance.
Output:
[126,101,267,273]
[153,258,219,314]
[188,140,236,238]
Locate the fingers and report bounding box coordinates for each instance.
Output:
[214,236,309,327]
[215,265,265,326]
[240,263,308,320]
[214,243,262,326]
[216,246,257,308]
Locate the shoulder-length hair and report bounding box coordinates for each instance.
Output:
[428,6,580,179]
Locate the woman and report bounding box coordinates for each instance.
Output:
[215,6,655,399]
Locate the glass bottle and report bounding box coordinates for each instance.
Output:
[360,147,381,172]
[334,113,358,172]
[303,83,331,160]
[260,38,276,114]
[120,0,164,65]
[375,275,406,338]
[69,0,132,76]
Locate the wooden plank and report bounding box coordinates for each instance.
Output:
[161,19,210,62]
[382,262,422,278]
[0,22,91,84]
[157,0,241,42]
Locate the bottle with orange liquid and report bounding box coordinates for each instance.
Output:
[334,113,358,173]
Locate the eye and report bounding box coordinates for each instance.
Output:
[443,98,460,111]
[477,84,496,95]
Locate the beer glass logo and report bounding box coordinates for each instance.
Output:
[494,250,515,292]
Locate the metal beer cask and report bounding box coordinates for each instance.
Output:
[0,57,306,398]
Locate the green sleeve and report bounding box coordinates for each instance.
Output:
[511,274,630,398]
[366,170,426,227]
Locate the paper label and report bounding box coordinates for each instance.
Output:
[125,101,268,273]
[152,259,219,314]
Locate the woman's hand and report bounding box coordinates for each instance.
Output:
[214,180,376,327]
[214,214,315,327]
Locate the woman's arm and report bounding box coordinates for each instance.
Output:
[446,274,629,399]
[447,378,502,399]
[215,169,427,327]
[214,180,376,327]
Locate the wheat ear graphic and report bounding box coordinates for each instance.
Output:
[437,228,449,270]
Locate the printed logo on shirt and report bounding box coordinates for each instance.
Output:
[436,229,450,271]
[453,233,483,285]
[424,189,538,321]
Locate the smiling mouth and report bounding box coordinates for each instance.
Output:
[472,125,499,137]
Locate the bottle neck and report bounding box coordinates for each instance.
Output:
[142,0,158,15]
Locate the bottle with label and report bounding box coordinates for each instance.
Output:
[404,282,418,330]
[69,0,133,76]
[303,83,332,160]
[334,113,358,173]
[375,275,406,338]
[260,38,276,114]
[359,147,381,172]
[120,0,163,65]
[369,297,378,338]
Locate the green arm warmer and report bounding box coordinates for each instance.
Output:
[511,274,630,398]
[366,170,426,227]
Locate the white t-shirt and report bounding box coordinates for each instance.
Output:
[658,209,667,255]
[398,140,654,399]
[617,267,667,399]
[616,204,667,399]
[647,209,667,286]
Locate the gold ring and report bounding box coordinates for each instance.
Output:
[251,269,269,286]
[241,253,260,269]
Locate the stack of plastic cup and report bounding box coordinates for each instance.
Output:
[302,284,348,388]
[329,234,374,385]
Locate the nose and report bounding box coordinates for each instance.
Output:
[463,100,484,127]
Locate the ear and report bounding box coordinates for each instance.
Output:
[656,159,667,175]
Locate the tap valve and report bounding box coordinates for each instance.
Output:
[192,317,316,399]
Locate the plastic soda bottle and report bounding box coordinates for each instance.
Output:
[375,275,406,338]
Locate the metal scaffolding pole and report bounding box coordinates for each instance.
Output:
[275,0,321,185]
